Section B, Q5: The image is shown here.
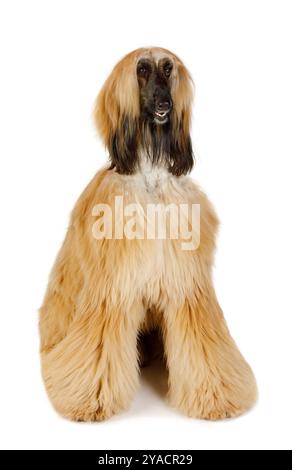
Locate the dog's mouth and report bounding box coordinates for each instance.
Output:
[154,110,170,125]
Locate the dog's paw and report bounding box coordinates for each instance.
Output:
[169,376,257,421]
[69,407,113,422]
[58,403,118,422]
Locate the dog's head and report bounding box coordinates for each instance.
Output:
[94,47,194,176]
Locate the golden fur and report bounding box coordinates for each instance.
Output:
[39,47,257,421]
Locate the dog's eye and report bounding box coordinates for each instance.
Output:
[164,63,173,77]
[137,63,150,77]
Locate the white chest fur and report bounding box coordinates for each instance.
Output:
[138,159,170,192]
[120,156,182,197]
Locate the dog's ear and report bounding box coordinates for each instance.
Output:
[107,115,139,174]
[94,54,140,174]
[168,62,194,176]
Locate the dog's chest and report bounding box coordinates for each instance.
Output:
[102,166,202,305]
[122,160,180,199]
[137,166,170,194]
[139,157,173,193]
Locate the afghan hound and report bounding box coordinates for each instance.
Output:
[39,47,257,421]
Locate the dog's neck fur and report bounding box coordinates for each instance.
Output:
[137,151,170,192]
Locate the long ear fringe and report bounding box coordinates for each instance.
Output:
[169,62,194,176]
[94,51,140,148]
[108,115,139,174]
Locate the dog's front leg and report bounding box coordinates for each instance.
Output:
[41,300,144,422]
[163,284,257,420]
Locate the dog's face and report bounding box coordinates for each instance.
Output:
[137,56,173,125]
[95,47,194,175]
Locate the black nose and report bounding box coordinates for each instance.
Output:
[157,100,171,112]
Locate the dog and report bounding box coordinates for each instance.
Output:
[39,47,257,421]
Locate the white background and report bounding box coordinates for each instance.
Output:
[0,0,292,450]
